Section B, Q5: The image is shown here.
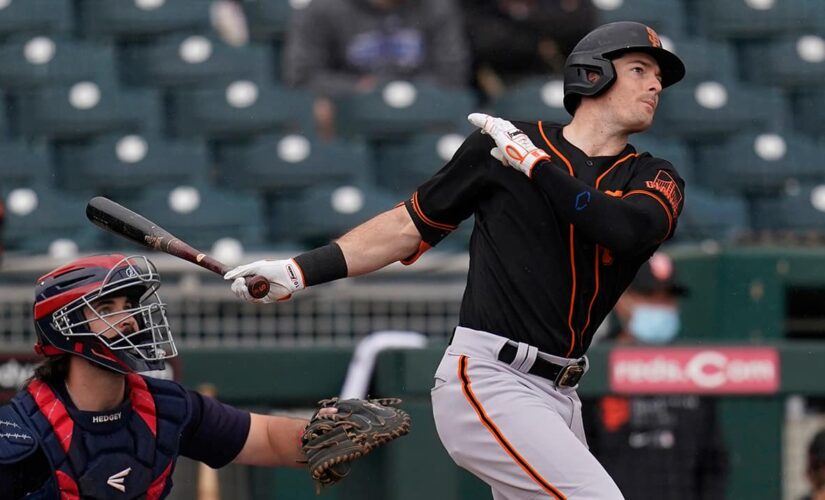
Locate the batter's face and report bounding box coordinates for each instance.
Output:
[594,52,663,133]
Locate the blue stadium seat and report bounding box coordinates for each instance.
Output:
[16,79,162,139]
[674,187,750,242]
[169,81,313,138]
[794,89,825,136]
[696,131,825,195]
[2,184,101,254]
[695,0,825,39]
[333,81,476,140]
[121,34,270,87]
[374,132,468,196]
[269,184,401,246]
[123,184,265,251]
[666,38,737,84]
[57,134,209,195]
[751,185,825,231]
[0,0,71,37]
[216,133,370,191]
[0,141,51,188]
[244,0,300,42]
[490,77,569,124]
[740,35,825,89]
[594,0,687,38]
[653,81,790,138]
[79,0,211,40]
[0,37,116,90]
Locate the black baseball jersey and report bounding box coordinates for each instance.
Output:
[404,121,685,358]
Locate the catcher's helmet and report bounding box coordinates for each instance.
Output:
[33,254,177,374]
[563,21,685,115]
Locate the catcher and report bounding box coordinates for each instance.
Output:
[0,254,409,498]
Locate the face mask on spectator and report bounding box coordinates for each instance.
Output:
[628,304,680,345]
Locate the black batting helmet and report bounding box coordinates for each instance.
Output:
[563,21,685,115]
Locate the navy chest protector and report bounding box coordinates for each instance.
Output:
[9,374,189,499]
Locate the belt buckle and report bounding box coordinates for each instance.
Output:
[554,363,584,387]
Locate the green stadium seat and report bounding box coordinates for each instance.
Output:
[123,184,265,251]
[57,133,209,195]
[0,141,51,188]
[674,187,749,242]
[269,184,401,246]
[2,184,101,254]
[121,35,270,87]
[244,0,301,42]
[751,185,825,231]
[0,0,71,37]
[794,89,825,136]
[695,0,825,39]
[667,38,737,84]
[490,77,570,125]
[741,35,825,89]
[696,132,825,195]
[216,133,370,191]
[653,81,790,138]
[169,81,313,138]
[0,37,116,90]
[79,0,211,40]
[374,132,469,196]
[333,81,476,140]
[594,0,687,37]
[16,79,162,139]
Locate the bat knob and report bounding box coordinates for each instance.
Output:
[246,276,271,299]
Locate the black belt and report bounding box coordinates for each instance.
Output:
[497,343,585,387]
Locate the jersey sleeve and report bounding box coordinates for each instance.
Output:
[179,391,252,469]
[621,158,685,241]
[403,130,492,251]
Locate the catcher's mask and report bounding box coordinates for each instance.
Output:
[563,21,685,115]
[33,254,177,374]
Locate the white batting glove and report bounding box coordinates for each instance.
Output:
[468,113,551,177]
[223,259,305,304]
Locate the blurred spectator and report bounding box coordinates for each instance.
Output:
[583,253,730,500]
[211,0,249,47]
[284,0,469,96]
[802,429,825,500]
[0,195,4,267]
[460,0,597,100]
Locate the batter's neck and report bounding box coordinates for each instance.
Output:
[562,119,629,158]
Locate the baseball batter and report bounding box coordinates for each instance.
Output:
[226,21,686,499]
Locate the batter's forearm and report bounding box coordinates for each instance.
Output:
[337,205,423,276]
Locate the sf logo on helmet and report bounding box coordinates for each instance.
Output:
[646,26,662,48]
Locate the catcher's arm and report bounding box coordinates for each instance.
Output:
[232,408,337,467]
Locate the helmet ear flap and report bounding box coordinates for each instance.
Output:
[563,54,616,115]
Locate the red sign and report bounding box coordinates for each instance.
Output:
[609,347,780,394]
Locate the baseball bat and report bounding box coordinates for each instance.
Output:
[85,196,270,299]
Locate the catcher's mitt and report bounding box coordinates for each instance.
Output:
[300,397,411,490]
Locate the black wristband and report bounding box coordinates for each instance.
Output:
[293,243,349,287]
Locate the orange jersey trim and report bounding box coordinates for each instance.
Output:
[622,190,674,241]
[458,356,567,500]
[411,192,457,232]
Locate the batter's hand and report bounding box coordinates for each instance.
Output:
[224,259,305,304]
[468,113,550,177]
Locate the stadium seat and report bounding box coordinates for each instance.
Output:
[0,0,71,37]
[666,38,737,84]
[696,131,825,195]
[793,89,825,137]
[120,34,269,88]
[751,184,825,231]
[168,81,313,138]
[695,0,825,39]
[373,132,469,196]
[57,133,209,196]
[674,187,750,242]
[79,0,211,40]
[0,36,116,90]
[653,81,790,138]
[2,184,101,254]
[16,79,162,139]
[740,35,825,89]
[268,184,401,246]
[0,141,51,188]
[244,0,302,42]
[627,134,695,187]
[490,77,570,125]
[333,81,476,140]
[216,133,370,191]
[593,0,687,38]
[122,184,266,251]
